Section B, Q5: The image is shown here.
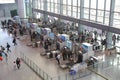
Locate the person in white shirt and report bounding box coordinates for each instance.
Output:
[56,53,61,65]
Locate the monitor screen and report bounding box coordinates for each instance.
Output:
[0,0,15,4]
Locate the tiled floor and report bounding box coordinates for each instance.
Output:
[0,17,120,80]
[0,24,41,80]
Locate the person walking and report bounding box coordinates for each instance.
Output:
[16,57,21,69]
[0,51,3,61]
[13,61,16,70]
[4,53,8,63]
[13,38,17,46]
[0,46,5,52]
[56,53,61,65]
[1,21,5,28]
[4,20,7,27]
[6,43,11,52]
[13,29,17,37]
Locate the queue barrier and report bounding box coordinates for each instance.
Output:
[20,52,112,80]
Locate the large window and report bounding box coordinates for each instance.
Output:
[78,0,80,7]
[38,0,41,9]
[84,8,89,19]
[90,9,96,21]
[55,3,58,13]
[47,2,50,11]
[63,0,67,4]
[72,0,77,18]
[97,10,104,23]
[68,0,72,6]
[114,0,120,11]
[104,12,110,25]
[98,0,104,10]
[73,0,77,6]
[84,0,89,8]
[78,0,81,18]
[51,3,54,12]
[31,0,120,30]
[91,0,96,9]
[106,0,111,11]
[35,0,38,9]
[114,0,120,28]
[63,5,67,15]
[73,6,77,12]
[41,0,44,10]
[68,10,71,16]
[73,12,77,18]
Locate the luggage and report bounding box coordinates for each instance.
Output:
[69,70,76,75]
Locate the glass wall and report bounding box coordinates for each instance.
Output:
[114,0,120,29]
[63,0,67,15]
[47,0,50,11]
[25,0,32,18]
[30,0,120,29]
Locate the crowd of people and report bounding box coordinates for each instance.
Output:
[0,42,21,70]
[0,19,21,70]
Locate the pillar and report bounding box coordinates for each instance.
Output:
[60,0,63,15]
[43,0,48,21]
[16,0,26,18]
[78,0,84,33]
[106,0,115,49]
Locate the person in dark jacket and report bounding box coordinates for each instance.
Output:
[13,38,17,46]
[6,43,11,52]
[16,57,21,69]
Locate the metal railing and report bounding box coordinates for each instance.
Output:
[20,52,119,80]
[21,53,52,80]
[51,69,91,80]
[87,56,120,80]
[21,52,92,80]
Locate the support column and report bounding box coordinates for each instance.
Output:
[78,0,84,33]
[95,0,98,22]
[89,0,91,20]
[25,0,32,18]
[106,0,115,49]
[32,0,36,18]
[29,0,33,17]
[16,0,26,18]
[106,32,113,49]
[76,0,79,18]
[60,0,63,15]
[43,0,48,21]
[66,0,68,15]
[103,0,106,24]
[71,0,73,17]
